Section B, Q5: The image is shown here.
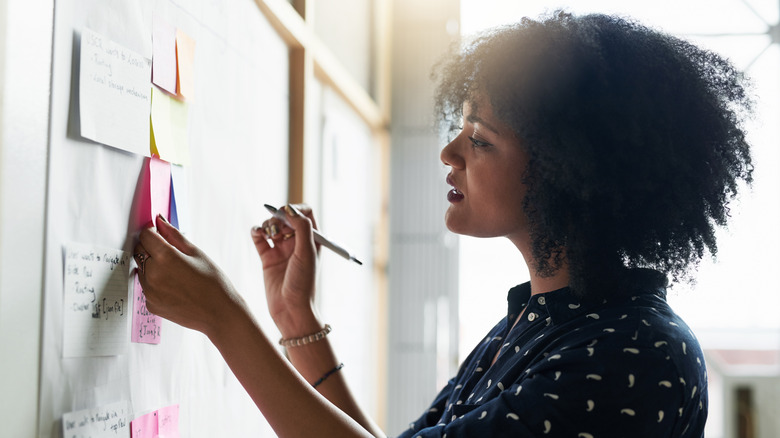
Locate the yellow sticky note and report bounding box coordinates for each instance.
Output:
[176,30,195,101]
[151,87,190,165]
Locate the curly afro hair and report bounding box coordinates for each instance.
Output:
[433,11,754,298]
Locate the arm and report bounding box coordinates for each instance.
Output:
[135,214,383,437]
[250,204,384,436]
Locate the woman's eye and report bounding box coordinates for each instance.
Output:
[468,136,491,148]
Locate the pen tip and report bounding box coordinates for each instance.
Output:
[263,204,277,212]
[352,257,363,266]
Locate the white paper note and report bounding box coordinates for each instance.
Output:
[62,401,130,438]
[79,28,151,156]
[63,242,131,357]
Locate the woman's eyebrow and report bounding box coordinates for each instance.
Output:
[466,114,500,135]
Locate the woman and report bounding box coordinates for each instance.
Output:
[134,11,753,437]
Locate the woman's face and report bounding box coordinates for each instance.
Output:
[441,99,530,242]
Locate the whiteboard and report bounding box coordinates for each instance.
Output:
[39,0,290,436]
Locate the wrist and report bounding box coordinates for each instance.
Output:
[273,307,324,339]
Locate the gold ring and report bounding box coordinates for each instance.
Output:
[134,252,149,274]
[282,232,295,241]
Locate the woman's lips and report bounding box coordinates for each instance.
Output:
[446,174,464,202]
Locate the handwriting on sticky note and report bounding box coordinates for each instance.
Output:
[131,274,162,344]
[79,28,151,157]
[131,405,179,438]
[157,405,180,437]
[63,243,131,357]
[131,410,158,438]
[62,400,130,438]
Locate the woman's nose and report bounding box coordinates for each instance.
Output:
[441,137,464,169]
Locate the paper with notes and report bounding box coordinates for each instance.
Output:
[62,401,130,438]
[63,243,132,357]
[79,28,151,156]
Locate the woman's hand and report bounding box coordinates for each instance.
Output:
[250,204,321,337]
[134,215,243,338]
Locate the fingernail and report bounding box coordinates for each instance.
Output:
[284,204,301,217]
[158,214,169,224]
[251,226,263,235]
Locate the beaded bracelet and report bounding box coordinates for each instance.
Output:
[312,363,344,388]
[278,324,332,347]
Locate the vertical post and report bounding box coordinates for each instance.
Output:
[372,0,392,429]
[288,0,314,204]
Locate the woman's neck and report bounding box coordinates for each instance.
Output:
[509,234,570,295]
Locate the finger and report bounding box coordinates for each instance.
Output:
[251,226,274,256]
[138,226,172,259]
[155,214,197,256]
[283,204,317,255]
[289,203,318,231]
[260,219,290,240]
[132,243,150,275]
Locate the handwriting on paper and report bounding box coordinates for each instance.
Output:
[132,274,161,344]
[63,243,131,357]
[79,28,151,156]
[62,400,130,438]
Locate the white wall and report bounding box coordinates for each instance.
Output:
[0,0,53,436]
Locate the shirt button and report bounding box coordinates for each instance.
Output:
[537,296,546,305]
[528,312,537,322]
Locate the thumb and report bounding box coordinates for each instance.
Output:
[155,214,197,256]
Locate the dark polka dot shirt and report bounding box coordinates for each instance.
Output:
[398,272,707,438]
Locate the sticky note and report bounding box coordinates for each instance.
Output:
[131,274,162,344]
[175,29,195,100]
[169,164,188,232]
[79,28,151,156]
[62,243,131,357]
[157,405,180,438]
[151,87,190,165]
[131,405,179,438]
[136,156,172,230]
[131,410,158,438]
[150,155,172,222]
[152,17,177,95]
[63,401,130,437]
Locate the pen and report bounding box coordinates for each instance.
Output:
[264,204,363,266]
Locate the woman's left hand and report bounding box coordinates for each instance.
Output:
[133,215,244,338]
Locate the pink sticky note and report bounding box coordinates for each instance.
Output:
[131,410,158,438]
[136,156,171,231]
[131,274,162,344]
[157,405,179,438]
[153,17,177,95]
[175,30,195,100]
[150,155,172,222]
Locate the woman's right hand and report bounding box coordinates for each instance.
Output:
[250,204,322,337]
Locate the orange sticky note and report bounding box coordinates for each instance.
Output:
[175,30,195,100]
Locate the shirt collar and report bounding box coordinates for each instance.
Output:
[506,269,669,325]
